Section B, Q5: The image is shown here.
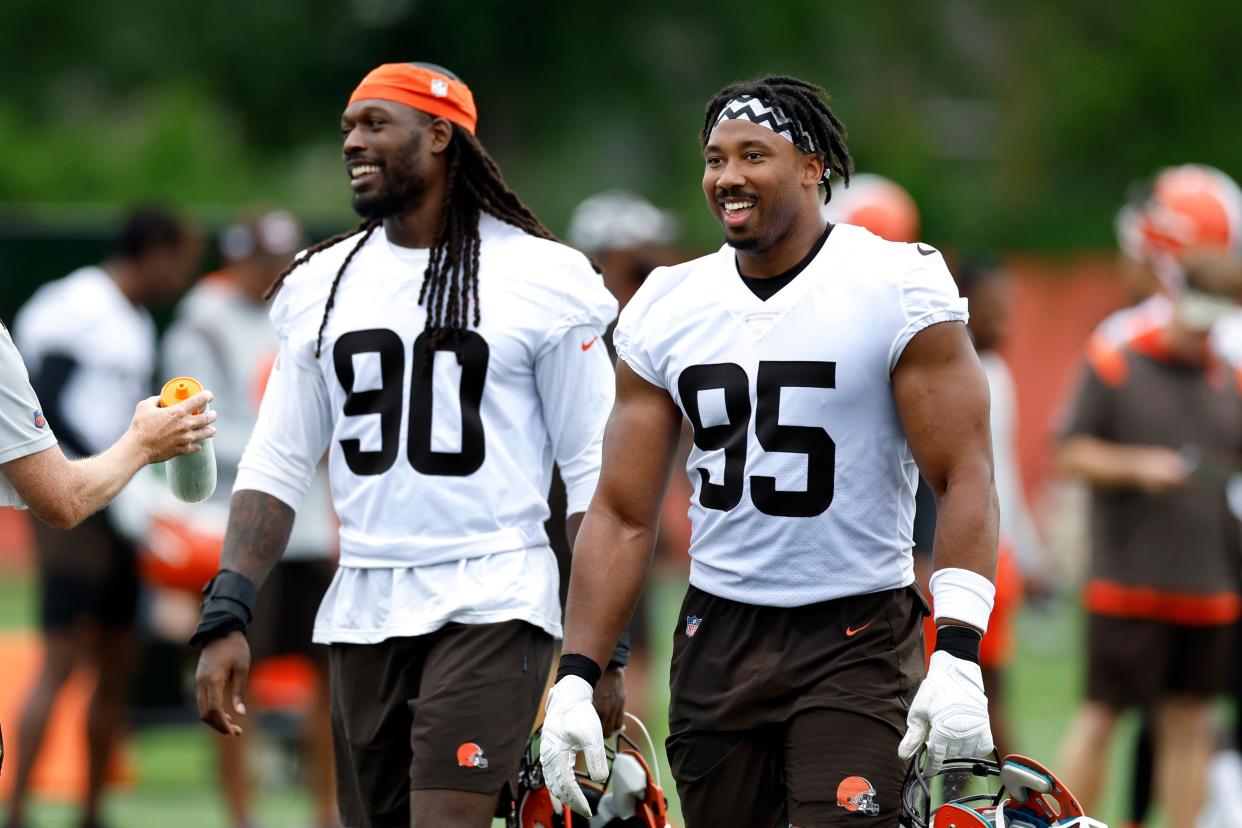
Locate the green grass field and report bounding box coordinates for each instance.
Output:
[0,572,1161,827]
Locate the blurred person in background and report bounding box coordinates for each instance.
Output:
[1055,248,1242,828]
[565,190,683,723]
[1080,164,1242,828]
[4,206,203,828]
[191,62,624,828]
[161,209,339,828]
[0,319,213,782]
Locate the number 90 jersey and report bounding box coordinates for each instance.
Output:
[235,215,617,569]
[614,224,967,607]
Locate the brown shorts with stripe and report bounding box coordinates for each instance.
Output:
[667,584,928,828]
[1086,613,1234,707]
[329,620,554,828]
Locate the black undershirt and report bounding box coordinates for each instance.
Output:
[737,223,833,301]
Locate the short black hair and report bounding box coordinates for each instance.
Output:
[114,206,187,259]
[701,74,853,203]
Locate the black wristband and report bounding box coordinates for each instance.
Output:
[189,569,258,648]
[608,626,631,669]
[934,624,982,664]
[556,653,603,688]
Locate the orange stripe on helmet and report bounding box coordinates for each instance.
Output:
[349,63,478,135]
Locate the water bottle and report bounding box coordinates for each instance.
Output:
[160,376,217,503]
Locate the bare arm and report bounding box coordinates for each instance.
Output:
[893,322,998,601]
[0,392,216,530]
[562,361,683,668]
[218,488,296,587]
[1058,434,1188,493]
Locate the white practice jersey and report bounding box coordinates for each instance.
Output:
[235,215,617,642]
[615,224,968,607]
[0,322,58,508]
[14,267,156,458]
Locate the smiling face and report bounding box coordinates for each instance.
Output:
[341,99,434,220]
[702,118,824,253]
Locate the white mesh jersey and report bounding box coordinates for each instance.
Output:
[235,215,618,573]
[614,224,968,607]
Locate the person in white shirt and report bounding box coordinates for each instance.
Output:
[191,63,623,828]
[0,323,214,528]
[162,209,339,828]
[541,75,999,827]
[5,207,207,828]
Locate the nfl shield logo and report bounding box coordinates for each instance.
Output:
[685,615,702,637]
[430,78,449,98]
[32,410,45,429]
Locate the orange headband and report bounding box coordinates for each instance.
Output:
[349,63,477,135]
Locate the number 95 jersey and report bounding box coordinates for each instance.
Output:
[235,215,617,569]
[615,224,967,607]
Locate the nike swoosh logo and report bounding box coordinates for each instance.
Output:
[581,336,599,351]
[845,620,874,637]
[916,244,936,256]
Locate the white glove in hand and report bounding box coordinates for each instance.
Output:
[540,675,609,816]
[898,650,993,774]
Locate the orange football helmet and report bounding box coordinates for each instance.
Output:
[504,714,669,828]
[1116,164,1242,268]
[823,173,921,243]
[901,747,1108,827]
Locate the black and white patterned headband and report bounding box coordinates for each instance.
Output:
[715,94,818,156]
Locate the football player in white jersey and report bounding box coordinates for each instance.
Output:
[190,63,625,828]
[541,75,999,827]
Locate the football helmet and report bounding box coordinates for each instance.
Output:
[901,747,1108,827]
[139,511,224,594]
[823,172,921,243]
[505,713,670,828]
[1116,164,1242,267]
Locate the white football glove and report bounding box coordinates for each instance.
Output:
[897,650,993,774]
[540,675,609,817]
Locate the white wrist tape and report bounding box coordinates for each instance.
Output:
[929,567,996,633]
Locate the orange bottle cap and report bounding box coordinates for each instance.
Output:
[160,376,204,410]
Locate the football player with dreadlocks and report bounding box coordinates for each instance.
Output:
[542,75,999,826]
[191,62,626,828]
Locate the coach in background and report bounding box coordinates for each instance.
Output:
[4,206,204,828]
[1056,249,1242,828]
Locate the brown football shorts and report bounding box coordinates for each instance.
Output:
[1086,613,1234,707]
[329,620,554,828]
[666,583,928,827]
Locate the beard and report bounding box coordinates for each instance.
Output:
[351,136,428,220]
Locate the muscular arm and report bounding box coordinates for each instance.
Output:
[0,393,216,530]
[893,322,998,599]
[566,512,584,550]
[562,362,683,668]
[218,489,296,587]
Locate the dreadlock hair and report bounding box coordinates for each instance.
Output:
[700,74,854,204]
[265,124,577,358]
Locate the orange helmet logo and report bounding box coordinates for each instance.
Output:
[456,742,489,769]
[837,775,880,816]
